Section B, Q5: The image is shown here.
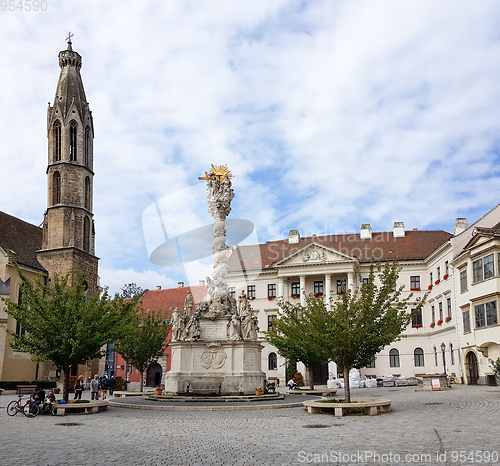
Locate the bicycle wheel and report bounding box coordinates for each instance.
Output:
[23,402,39,418]
[6,401,20,416]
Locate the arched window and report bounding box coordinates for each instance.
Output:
[84,126,90,166]
[84,177,91,210]
[83,216,90,252]
[53,120,61,161]
[450,343,454,365]
[389,348,400,367]
[69,120,77,161]
[268,352,277,371]
[434,346,438,366]
[53,171,61,205]
[414,348,424,367]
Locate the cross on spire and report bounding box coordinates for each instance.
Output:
[66,31,74,44]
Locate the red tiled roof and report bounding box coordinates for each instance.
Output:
[139,285,206,319]
[0,210,46,272]
[228,230,453,272]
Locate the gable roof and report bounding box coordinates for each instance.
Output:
[139,284,206,319]
[0,210,46,272]
[228,230,453,273]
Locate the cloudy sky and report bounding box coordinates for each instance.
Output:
[1,0,499,294]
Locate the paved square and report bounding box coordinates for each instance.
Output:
[1,385,499,465]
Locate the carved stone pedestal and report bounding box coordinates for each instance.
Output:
[164,339,265,395]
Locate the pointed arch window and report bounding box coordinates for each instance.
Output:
[53,120,61,162]
[69,120,77,161]
[53,171,61,205]
[83,216,90,252]
[84,126,90,166]
[84,177,91,210]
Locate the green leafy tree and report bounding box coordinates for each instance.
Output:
[264,296,330,390]
[490,358,500,381]
[1,260,139,402]
[121,283,144,299]
[115,307,171,392]
[317,261,426,402]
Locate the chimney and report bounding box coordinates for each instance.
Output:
[360,224,372,239]
[288,229,300,244]
[199,280,205,286]
[393,222,405,238]
[156,286,161,290]
[178,281,184,288]
[454,218,468,236]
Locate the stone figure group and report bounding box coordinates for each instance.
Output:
[226,291,259,341]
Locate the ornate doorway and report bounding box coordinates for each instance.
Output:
[466,351,479,385]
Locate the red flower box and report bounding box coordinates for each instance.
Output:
[410,287,421,291]
[445,316,452,322]
[267,296,276,300]
[443,274,449,280]
[435,279,440,285]
[291,294,300,299]
[430,322,435,328]
[247,296,255,300]
[314,293,323,298]
[437,319,443,326]
[412,324,422,328]
[428,285,433,290]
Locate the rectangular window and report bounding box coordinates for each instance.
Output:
[431,306,435,323]
[447,298,452,318]
[484,254,495,279]
[429,272,433,287]
[475,304,486,328]
[314,281,323,295]
[337,280,346,294]
[412,308,422,327]
[362,278,369,285]
[463,310,471,333]
[445,261,449,275]
[439,302,443,321]
[291,282,300,296]
[437,267,440,280]
[268,315,277,331]
[410,276,420,290]
[365,359,375,368]
[267,284,276,298]
[15,320,26,338]
[460,269,467,292]
[247,285,256,298]
[473,258,483,283]
[228,287,235,299]
[486,301,498,326]
[125,362,133,377]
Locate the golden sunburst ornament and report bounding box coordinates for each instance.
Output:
[198,164,234,181]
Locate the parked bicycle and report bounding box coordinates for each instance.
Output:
[6,394,40,418]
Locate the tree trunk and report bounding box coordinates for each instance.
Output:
[343,366,351,403]
[308,366,315,391]
[63,365,71,402]
[140,371,144,392]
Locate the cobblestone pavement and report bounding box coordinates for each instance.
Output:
[1,385,499,466]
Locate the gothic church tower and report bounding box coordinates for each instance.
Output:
[37,39,98,292]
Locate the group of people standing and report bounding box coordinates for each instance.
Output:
[86,374,115,400]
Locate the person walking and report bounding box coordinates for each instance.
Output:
[101,376,109,400]
[108,375,116,396]
[90,375,99,400]
[74,375,84,400]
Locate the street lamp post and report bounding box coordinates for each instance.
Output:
[441,342,447,386]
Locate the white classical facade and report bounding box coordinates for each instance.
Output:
[226,205,500,386]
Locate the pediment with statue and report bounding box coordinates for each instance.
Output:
[273,242,355,268]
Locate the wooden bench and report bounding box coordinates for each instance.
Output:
[186,382,221,396]
[17,385,37,395]
[303,398,391,417]
[52,400,108,416]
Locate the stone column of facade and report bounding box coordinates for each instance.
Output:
[300,275,306,307]
[347,272,354,292]
[325,274,331,308]
[278,278,284,298]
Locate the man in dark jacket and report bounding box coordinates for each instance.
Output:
[108,375,116,396]
[34,387,45,405]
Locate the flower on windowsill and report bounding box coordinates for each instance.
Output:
[443,274,449,280]
[412,324,422,328]
[437,319,443,326]
[314,293,323,298]
[247,296,255,300]
[445,316,452,322]
[430,322,435,328]
[435,279,440,285]
[410,287,421,291]
[291,294,300,299]
[428,285,433,290]
[267,296,276,300]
